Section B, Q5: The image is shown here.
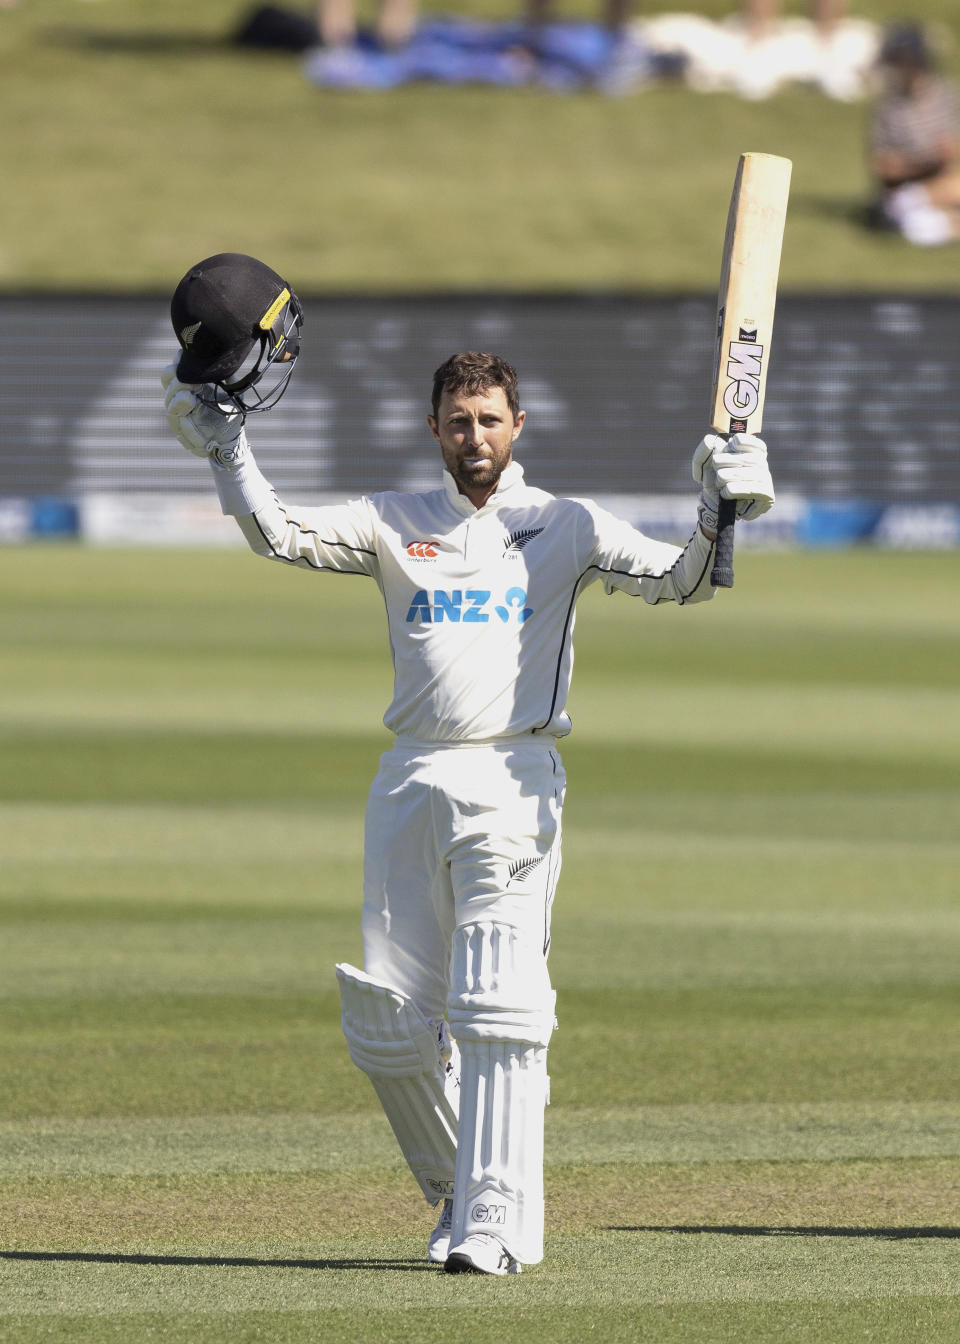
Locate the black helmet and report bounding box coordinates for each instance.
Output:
[170,252,303,414]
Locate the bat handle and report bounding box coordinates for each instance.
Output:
[710,495,737,588]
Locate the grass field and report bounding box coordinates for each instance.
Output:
[1,543,958,1342]
[2,0,960,292]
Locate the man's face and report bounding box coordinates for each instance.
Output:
[427,385,524,505]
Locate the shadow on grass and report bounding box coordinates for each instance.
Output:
[0,1249,432,1272]
[609,1225,960,1240]
[41,27,232,56]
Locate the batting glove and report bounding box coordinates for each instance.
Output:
[161,362,249,467]
[692,432,775,530]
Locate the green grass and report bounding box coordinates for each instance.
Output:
[2,1,960,291]
[0,545,958,1341]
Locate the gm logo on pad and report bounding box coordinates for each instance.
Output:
[472,1203,506,1224]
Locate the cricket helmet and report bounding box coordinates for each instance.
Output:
[170,252,303,414]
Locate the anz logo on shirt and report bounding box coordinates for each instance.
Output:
[405,587,534,624]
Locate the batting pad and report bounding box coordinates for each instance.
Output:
[447,921,557,1047]
[335,962,459,1205]
[445,922,555,1264]
[452,1039,550,1265]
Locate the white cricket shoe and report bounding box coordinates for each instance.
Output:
[427,1199,454,1264]
[444,1234,522,1276]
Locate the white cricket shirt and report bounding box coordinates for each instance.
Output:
[212,452,717,743]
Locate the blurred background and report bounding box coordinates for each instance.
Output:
[1,0,959,544]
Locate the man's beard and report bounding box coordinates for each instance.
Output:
[451,450,509,492]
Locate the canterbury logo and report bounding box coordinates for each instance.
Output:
[179,321,202,348]
[507,856,544,885]
[406,541,438,558]
[504,527,544,552]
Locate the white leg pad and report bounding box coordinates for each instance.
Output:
[447,921,556,1046]
[446,922,556,1265]
[336,962,459,1204]
[453,1039,550,1265]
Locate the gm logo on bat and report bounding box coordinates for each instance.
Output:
[723,339,765,420]
[405,587,534,624]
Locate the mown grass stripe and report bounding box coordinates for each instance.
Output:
[2,735,960,804]
[0,796,958,866]
[2,1301,960,1344]
[5,1158,958,1251]
[1,1103,957,1178]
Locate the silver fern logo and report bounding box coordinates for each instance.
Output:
[504,527,544,553]
[507,856,544,886]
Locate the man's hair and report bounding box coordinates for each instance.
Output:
[431,352,520,420]
[880,21,933,69]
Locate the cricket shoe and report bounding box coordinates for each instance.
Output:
[427,1199,454,1264]
[444,1234,521,1276]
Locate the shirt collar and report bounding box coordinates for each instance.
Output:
[442,460,525,515]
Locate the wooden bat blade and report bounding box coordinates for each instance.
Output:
[710,152,791,437]
[709,152,791,588]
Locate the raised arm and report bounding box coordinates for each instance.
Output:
[161,364,379,578]
[584,431,774,606]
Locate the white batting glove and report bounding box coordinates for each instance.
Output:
[161,361,249,467]
[692,432,775,529]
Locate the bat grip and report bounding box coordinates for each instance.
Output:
[710,495,737,588]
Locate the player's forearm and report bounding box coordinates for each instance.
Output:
[207,441,378,574]
[208,455,296,565]
[638,526,717,605]
[208,444,275,516]
[206,446,289,562]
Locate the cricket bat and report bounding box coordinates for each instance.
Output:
[709,152,792,588]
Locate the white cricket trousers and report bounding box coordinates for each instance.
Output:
[361,738,565,1028]
[360,737,565,1263]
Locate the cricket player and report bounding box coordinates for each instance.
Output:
[162,253,775,1276]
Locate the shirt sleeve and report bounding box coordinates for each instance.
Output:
[576,499,717,606]
[209,451,379,579]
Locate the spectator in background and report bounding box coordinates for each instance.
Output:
[524,0,631,38]
[638,1,876,101]
[742,0,845,41]
[723,0,871,101]
[317,0,416,48]
[869,21,960,245]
